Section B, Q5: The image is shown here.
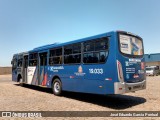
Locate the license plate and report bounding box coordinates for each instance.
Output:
[133,85,141,89]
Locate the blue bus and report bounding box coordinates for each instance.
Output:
[11,31,146,96]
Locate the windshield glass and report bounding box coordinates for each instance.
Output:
[146,68,154,71]
[119,34,143,56]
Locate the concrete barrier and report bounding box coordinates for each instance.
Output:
[0,67,12,75]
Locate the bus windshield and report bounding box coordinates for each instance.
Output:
[119,34,143,56]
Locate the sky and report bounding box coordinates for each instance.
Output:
[0,0,160,66]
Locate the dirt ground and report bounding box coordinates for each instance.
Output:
[0,67,11,75]
[0,75,160,120]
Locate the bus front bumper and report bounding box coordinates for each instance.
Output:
[114,80,146,94]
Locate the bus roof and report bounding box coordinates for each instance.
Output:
[29,31,115,53]
[13,52,28,57]
[13,30,142,55]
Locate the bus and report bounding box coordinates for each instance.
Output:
[11,31,146,96]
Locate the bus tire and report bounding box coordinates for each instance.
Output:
[52,78,62,96]
[19,78,24,86]
[18,75,23,86]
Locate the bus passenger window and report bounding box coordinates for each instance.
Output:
[84,42,94,52]
[53,56,62,64]
[49,58,54,65]
[29,53,38,66]
[72,54,81,63]
[56,48,62,56]
[83,37,109,63]
[49,48,62,65]
[100,51,108,62]
[95,38,108,51]
[64,46,72,55]
[93,53,99,63]
[64,43,81,64]
[83,53,93,63]
[73,44,81,54]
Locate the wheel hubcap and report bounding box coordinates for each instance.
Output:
[20,78,22,83]
[54,82,60,93]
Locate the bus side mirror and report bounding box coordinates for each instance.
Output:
[11,61,13,65]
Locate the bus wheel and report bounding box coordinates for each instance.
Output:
[19,78,24,86]
[52,78,62,96]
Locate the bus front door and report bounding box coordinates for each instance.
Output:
[23,55,28,83]
[38,52,47,86]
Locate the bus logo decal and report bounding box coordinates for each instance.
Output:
[125,61,129,66]
[126,74,130,79]
[129,59,141,62]
[78,66,83,73]
[50,66,64,72]
[74,66,86,76]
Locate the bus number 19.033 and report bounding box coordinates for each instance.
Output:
[89,68,103,74]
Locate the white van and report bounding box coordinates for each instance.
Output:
[146,66,159,76]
